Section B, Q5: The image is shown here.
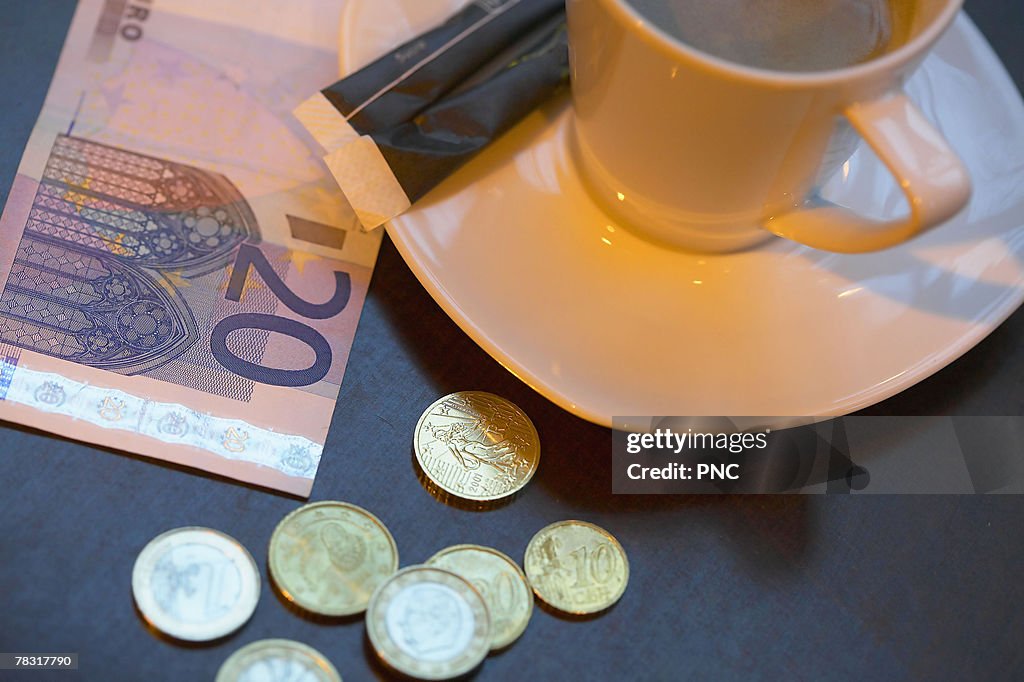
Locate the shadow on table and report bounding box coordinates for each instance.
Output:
[367,235,818,572]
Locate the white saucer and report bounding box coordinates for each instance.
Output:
[340,2,1024,427]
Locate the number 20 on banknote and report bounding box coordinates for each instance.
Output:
[215,244,351,387]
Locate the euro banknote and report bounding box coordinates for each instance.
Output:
[0,0,382,496]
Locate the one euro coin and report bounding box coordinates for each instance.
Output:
[216,639,342,682]
[132,527,260,641]
[366,566,490,680]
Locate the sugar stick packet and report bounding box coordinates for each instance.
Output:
[294,0,564,153]
[320,15,569,231]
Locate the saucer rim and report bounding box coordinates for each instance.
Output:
[342,6,1024,428]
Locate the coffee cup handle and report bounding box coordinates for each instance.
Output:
[764,92,971,253]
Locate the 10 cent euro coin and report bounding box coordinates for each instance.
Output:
[132,527,260,641]
[367,566,491,680]
[269,501,399,617]
[216,639,342,682]
[523,520,629,615]
[427,544,533,650]
[414,392,540,502]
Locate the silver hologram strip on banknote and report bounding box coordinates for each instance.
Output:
[1,359,322,481]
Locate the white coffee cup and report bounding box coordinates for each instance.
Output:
[567,0,971,253]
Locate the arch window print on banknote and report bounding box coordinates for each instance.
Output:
[0,0,382,496]
[0,133,354,397]
[0,135,259,390]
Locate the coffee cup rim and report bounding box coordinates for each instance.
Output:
[596,0,965,86]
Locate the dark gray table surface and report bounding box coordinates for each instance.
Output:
[1,1,1022,680]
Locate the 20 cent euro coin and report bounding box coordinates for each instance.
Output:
[367,566,491,680]
[132,527,260,641]
[427,544,533,650]
[269,501,399,616]
[414,392,540,502]
[524,520,629,615]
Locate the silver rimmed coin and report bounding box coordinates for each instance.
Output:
[132,527,260,641]
[414,391,540,502]
[216,639,342,682]
[427,545,533,650]
[366,566,490,680]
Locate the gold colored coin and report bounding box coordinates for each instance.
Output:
[268,501,398,617]
[367,565,491,680]
[414,391,540,502]
[132,527,260,642]
[427,544,533,650]
[523,520,629,615]
[216,639,342,682]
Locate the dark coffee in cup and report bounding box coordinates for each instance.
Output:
[626,0,917,72]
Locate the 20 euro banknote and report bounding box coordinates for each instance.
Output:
[0,0,381,496]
